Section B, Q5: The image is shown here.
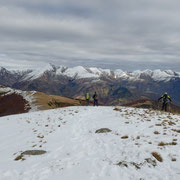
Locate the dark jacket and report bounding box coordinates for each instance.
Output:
[158,94,172,104]
[93,93,98,100]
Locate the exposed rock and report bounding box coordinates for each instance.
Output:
[14,150,47,161]
[95,128,112,133]
[22,150,47,155]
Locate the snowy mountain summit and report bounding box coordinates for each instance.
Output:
[0,106,180,180]
[1,63,180,82]
[27,64,180,81]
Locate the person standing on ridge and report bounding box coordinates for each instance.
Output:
[158,92,172,112]
[85,92,90,106]
[93,92,98,106]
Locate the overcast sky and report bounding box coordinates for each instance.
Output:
[0,0,180,71]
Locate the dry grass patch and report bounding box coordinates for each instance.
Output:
[37,135,44,139]
[169,142,177,145]
[33,92,80,110]
[172,129,180,133]
[167,115,173,119]
[155,124,162,126]
[116,158,157,169]
[113,107,119,111]
[154,131,160,135]
[158,142,166,146]
[168,121,176,126]
[116,161,128,167]
[121,136,129,139]
[145,158,157,167]
[171,158,176,162]
[158,141,177,146]
[152,152,163,162]
[130,162,141,169]
[14,154,25,161]
[113,107,122,112]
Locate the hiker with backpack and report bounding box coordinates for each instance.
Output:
[85,92,90,106]
[158,92,172,112]
[93,92,98,106]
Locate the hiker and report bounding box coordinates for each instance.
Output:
[93,92,98,106]
[85,92,90,106]
[158,92,172,112]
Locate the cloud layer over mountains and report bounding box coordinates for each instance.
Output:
[0,0,180,70]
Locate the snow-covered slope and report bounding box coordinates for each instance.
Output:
[0,106,179,180]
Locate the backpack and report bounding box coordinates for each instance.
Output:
[93,93,97,100]
[86,93,90,100]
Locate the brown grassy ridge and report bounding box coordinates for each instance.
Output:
[0,86,83,117]
[31,91,81,110]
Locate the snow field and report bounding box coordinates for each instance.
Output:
[0,106,180,180]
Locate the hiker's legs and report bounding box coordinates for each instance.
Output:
[93,100,96,106]
[162,102,165,111]
[94,99,98,106]
[96,100,98,106]
[165,103,168,112]
[86,99,89,106]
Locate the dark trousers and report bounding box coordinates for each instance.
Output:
[94,99,98,106]
[86,99,89,106]
[162,102,168,111]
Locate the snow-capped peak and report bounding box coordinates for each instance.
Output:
[1,64,180,82]
[131,69,179,82]
[23,63,57,80]
[63,66,99,79]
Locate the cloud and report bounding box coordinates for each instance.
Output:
[0,0,180,71]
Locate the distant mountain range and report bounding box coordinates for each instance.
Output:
[0,64,180,105]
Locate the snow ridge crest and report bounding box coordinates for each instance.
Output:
[0,63,180,82]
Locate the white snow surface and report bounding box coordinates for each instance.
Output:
[0,106,180,180]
